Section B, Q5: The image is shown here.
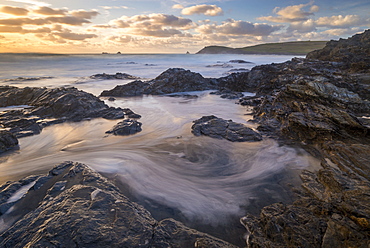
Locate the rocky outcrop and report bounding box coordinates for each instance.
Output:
[192,115,262,142]
[106,119,142,136]
[0,86,140,139]
[307,29,370,72]
[0,162,237,248]
[0,131,18,152]
[238,30,370,247]
[101,68,218,97]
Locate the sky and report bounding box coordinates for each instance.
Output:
[0,0,369,53]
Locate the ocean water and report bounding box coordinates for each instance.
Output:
[0,53,317,245]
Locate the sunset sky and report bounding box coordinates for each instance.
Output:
[0,0,369,53]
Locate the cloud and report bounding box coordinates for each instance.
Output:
[107,14,193,31]
[33,6,67,15]
[1,6,29,15]
[181,4,223,16]
[70,10,99,19]
[316,15,367,28]
[288,19,316,33]
[100,6,129,10]
[54,30,98,40]
[197,19,281,36]
[172,4,183,9]
[258,2,319,23]
[5,0,50,7]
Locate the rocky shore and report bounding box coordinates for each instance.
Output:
[0,30,369,247]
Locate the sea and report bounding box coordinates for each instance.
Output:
[0,53,320,246]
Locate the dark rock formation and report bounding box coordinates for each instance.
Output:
[0,131,18,152]
[229,60,252,64]
[210,89,244,99]
[238,29,370,247]
[0,162,237,248]
[192,115,262,142]
[307,29,370,72]
[100,68,219,97]
[101,80,150,97]
[106,119,142,136]
[0,86,139,139]
[90,72,140,80]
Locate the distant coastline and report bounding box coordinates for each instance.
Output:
[196,41,327,55]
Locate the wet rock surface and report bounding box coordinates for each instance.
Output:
[0,131,18,153]
[192,115,262,142]
[106,119,142,136]
[0,162,237,248]
[238,30,370,247]
[0,86,140,140]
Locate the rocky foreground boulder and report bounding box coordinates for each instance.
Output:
[0,162,237,248]
[0,86,140,139]
[192,115,262,142]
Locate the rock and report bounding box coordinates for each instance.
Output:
[106,119,142,136]
[191,115,262,142]
[229,60,252,63]
[239,30,370,248]
[216,72,250,92]
[90,72,140,80]
[0,162,237,248]
[0,130,18,153]
[307,29,370,72]
[100,68,219,97]
[210,90,244,99]
[147,68,217,94]
[0,86,139,138]
[100,80,150,97]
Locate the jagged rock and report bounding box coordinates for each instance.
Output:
[307,29,370,72]
[191,115,262,142]
[0,131,18,152]
[0,86,139,138]
[216,72,250,92]
[0,162,237,248]
[100,80,150,97]
[90,72,140,80]
[239,30,370,248]
[106,119,142,136]
[100,68,218,97]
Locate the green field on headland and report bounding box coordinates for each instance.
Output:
[196,41,327,55]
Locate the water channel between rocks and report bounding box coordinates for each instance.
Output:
[0,91,320,245]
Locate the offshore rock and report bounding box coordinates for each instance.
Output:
[192,115,262,142]
[106,119,142,136]
[0,86,139,139]
[90,72,140,80]
[0,130,18,152]
[0,162,237,248]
